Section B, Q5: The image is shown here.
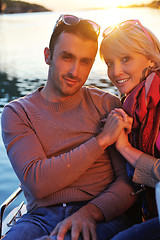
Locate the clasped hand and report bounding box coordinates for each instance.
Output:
[97,108,133,150]
[109,108,133,134]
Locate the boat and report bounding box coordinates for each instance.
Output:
[0,187,27,239]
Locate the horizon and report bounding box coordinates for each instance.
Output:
[19,0,154,11]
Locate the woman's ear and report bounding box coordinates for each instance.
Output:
[149,60,155,69]
[44,47,51,65]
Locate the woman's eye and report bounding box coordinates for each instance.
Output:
[122,57,130,63]
[106,61,112,67]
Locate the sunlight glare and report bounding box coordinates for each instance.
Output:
[99,0,152,8]
[20,0,153,11]
[99,0,133,8]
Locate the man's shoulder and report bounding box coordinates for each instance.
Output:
[82,85,121,111]
[3,89,39,116]
[6,89,38,107]
[82,85,119,101]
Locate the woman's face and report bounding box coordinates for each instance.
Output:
[104,49,152,95]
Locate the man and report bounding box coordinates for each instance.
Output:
[1,15,136,240]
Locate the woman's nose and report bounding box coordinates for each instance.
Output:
[113,62,123,77]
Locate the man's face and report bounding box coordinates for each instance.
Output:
[45,32,98,102]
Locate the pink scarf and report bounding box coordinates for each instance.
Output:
[122,71,160,220]
[123,72,160,156]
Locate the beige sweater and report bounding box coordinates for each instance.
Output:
[133,153,160,188]
[1,86,136,222]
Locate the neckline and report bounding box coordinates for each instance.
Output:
[33,87,83,112]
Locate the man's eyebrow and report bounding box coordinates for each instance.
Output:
[60,51,95,62]
[60,51,74,57]
[81,57,95,63]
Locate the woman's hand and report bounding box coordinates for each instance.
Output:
[111,109,132,154]
[111,109,141,167]
[115,129,131,152]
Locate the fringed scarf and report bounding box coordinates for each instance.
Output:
[122,71,160,220]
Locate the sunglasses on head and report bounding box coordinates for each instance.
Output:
[102,19,153,44]
[53,14,101,36]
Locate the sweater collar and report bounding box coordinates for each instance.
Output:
[33,87,83,112]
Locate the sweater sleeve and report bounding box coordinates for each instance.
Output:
[90,145,137,222]
[1,105,104,199]
[133,152,160,188]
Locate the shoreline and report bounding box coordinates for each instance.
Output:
[0,0,160,14]
[0,0,52,14]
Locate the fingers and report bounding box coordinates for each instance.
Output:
[50,223,60,237]
[50,214,97,240]
[50,221,71,240]
[114,108,133,124]
[70,224,97,240]
[124,121,132,134]
[109,108,133,134]
[51,222,94,240]
[86,225,97,240]
[108,110,125,128]
[71,224,82,240]
[76,221,97,240]
[110,108,127,121]
[114,108,128,121]
[78,223,97,240]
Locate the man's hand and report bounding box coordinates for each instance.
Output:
[112,108,133,134]
[50,203,104,240]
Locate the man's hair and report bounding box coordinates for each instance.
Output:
[49,20,99,59]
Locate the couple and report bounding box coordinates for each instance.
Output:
[1,14,160,240]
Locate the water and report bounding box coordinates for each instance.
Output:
[0,7,160,218]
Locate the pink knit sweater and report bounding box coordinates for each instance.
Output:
[1,86,136,221]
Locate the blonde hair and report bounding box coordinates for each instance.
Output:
[100,22,160,71]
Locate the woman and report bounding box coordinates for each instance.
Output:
[100,19,160,240]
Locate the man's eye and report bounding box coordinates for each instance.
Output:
[63,56,72,61]
[81,59,93,65]
[81,60,89,65]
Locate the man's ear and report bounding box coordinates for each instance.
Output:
[44,47,51,65]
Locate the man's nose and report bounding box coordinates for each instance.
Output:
[69,61,79,77]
